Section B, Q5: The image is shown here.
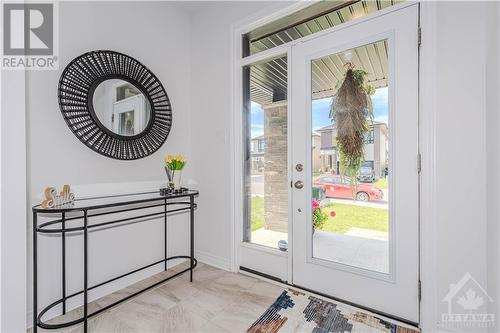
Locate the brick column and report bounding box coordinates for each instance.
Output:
[263,101,288,233]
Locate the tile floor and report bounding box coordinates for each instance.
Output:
[30,262,412,333]
[30,262,284,333]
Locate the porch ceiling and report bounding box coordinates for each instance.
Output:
[249,0,394,106]
[250,40,388,106]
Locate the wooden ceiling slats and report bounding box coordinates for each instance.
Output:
[377,41,389,76]
[356,47,377,82]
[366,43,384,79]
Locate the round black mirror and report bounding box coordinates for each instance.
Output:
[58,50,172,160]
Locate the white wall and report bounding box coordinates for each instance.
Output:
[1,70,27,333]
[433,3,490,330]
[485,2,500,331]
[25,1,193,327]
[189,1,288,269]
[421,2,500,331]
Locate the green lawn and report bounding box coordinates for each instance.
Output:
[251,196,265,231]
[250,197,387,234]
[374,177,388,189]
[319,203,388,234]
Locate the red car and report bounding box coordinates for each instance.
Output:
[313,175,383,202]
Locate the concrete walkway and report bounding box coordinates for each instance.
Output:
[312,230,389,273]
[251,229,288,248]
[250,174,264,197]
[251,228,389,274]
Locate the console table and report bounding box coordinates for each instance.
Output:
[32,190,199,333]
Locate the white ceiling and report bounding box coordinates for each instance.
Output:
[174,1,215,14]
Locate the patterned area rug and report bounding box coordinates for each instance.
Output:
[247,288,420,333]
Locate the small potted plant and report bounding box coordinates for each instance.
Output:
[165,155,186,190]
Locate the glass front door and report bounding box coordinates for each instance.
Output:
[291,4,419,322]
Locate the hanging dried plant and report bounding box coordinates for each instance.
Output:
[330,66,375,187]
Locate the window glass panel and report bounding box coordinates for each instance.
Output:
[243,56,288,250]
[311,40,389,273]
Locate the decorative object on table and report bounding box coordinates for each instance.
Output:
[160,187,169,196]
[312,199,328,233]
[329,56,375,187]
[159,186,189,196]
[165,155,186,190]
[41,184,75,208]
[278,239,288,252]
[247,288,419,333]
[58,50,172,160]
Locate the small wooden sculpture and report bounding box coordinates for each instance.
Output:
[41,184,75,208]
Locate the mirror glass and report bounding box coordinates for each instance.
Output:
[92,79,152,136]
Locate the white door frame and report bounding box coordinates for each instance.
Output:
[230,1,438,330]
[416,2,438,331]
[232,45,293,282]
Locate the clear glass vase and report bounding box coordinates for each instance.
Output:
[169,170,182,190]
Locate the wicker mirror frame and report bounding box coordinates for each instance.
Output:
[58,50,172,160]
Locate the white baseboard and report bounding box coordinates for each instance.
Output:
[195,250,231,271]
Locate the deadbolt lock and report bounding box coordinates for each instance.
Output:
[296,163,303,172]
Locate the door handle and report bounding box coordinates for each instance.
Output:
[294,181,304,189]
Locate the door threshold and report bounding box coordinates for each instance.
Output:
[239,266,286,283]
[239,266,419,329]
[292,284,419,328]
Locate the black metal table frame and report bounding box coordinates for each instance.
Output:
[32,191,198,333]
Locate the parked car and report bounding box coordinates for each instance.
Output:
[313,175,383,202]
[357,166,376,183]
